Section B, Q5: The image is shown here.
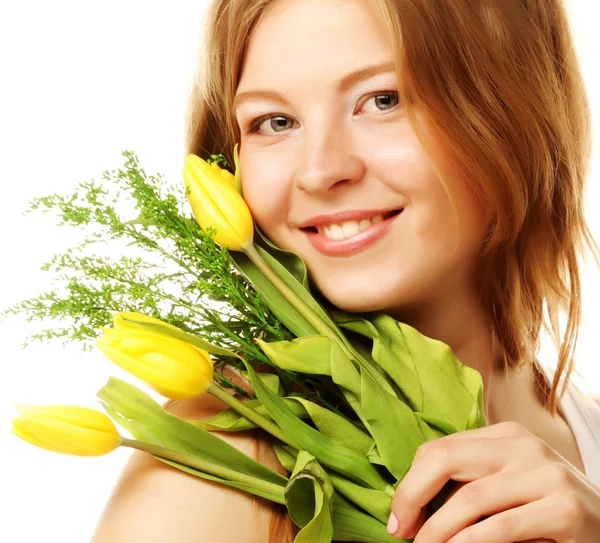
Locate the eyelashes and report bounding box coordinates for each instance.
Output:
[248,115,294,135]
[245,90,400,136]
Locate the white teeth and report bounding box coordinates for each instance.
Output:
[319,214,387,241]
[358,219,371,232]
[342,221,360,238]
[329,224,345,241]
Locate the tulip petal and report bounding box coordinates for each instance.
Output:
[11,425,63,453]
[96,339,212,399]
[99,328,214,374]
[184,167,245,248]
[14,404,119,434]
[12,409,120,456]
[183,155,253,250]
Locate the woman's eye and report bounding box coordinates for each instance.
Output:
[247,115,295,135]
[362,91,400,113]
[245,91,400,136]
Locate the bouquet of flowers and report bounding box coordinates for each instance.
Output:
[5,148,486,542]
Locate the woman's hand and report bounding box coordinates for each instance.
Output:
[386,421,600,542]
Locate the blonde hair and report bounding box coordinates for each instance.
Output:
[184,0,598,540]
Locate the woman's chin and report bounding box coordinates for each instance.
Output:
[318,284,402,315]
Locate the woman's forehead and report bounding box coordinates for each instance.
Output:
[238,0,393,90]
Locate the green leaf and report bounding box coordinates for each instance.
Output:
[257,335,334,376]
[327,472,392,524]
[273,443,297,472]
[274,444,393,524]
[241,358,389,491]
[97,377,288,496]
[285,451,334,543]
[147,455,285,503]
[231,229,343,340]
[257,335,364,421]
[335,312,486,431]
[255,226,311,289]
[331,494,403,543]
[193,397,308,432]
[366,443,386,466]
[240,370,283,395]
[361,367,425,480]
[233,144,243,195]
[288,397,373,457]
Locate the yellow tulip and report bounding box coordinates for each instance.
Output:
[96,327,214,399]
[209,160,235,187]
[11,405,121,456]
[183,153,254,251]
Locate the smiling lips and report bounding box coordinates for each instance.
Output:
[300,208,402,257]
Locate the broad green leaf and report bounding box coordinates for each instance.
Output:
[193,397,308,432]
[335,312,486,431]
[273,443,297,472]
[327,472,392,524]
[289,397,373,456]
[231,230,345,340]
[240,370,283,395]
[331,494,403,543]
[232,248,316,337]
[102,402,285,503]
[275,444,394,525]
[147,455,284,503]
[255,226,310,289]
[285,451,334,543]
[361,367,425,480]
[366,443,386,466]
[242,359,389,491]
[97,377,288,491]
[256,334,372,429]
[257,335,363,397]
[257,336,336,376]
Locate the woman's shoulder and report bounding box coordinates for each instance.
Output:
[91,389,282,543]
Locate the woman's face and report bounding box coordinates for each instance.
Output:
[234,0,488,315]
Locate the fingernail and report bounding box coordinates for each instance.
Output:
[387,512,399,534]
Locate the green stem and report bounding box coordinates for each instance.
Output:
[208,383,300,450]
[244,244,343,344]
[120,437,286,504]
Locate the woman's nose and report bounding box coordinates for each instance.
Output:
[293,122,365,194]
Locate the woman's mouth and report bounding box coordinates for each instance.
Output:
[300,209,402,257]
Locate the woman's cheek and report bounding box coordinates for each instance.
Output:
[242,172,290,243]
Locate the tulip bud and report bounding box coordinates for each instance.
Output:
[209,160,235,187]
[183,153,254,251]
[96,327,214,399]
[11,405,121,456]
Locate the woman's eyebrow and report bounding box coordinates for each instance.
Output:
[233,61,396,111]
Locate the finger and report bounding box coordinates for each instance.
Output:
[439,420,532,441]
[390,434,558,538]
[444,494,573,543]
[413,464,555,543]
[390,437,511,536]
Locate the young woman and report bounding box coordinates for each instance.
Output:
[91,0,600,541]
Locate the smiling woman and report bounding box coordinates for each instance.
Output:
[88,0,600,542]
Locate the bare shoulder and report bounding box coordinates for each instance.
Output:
[90,391,282,543]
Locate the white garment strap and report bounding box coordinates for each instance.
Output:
[535,362,600,486]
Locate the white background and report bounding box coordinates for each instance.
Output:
[1,1,599,542]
